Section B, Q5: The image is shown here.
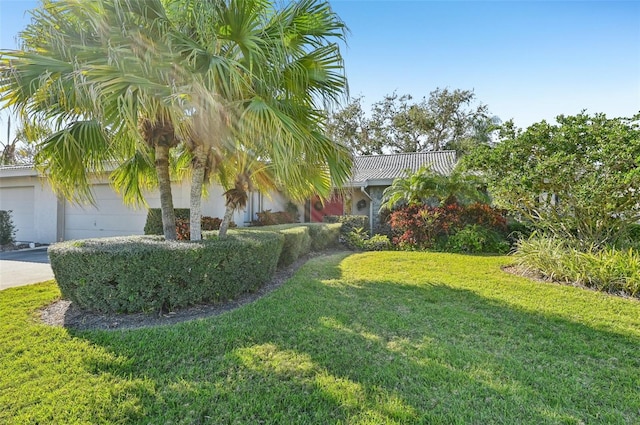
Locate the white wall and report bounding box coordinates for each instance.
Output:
[0,167,287,243]
[0,170,59,243]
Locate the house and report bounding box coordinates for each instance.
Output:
[0,151,457,243]
[309,151,458,231]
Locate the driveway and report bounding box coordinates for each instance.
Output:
[0,247,55,290]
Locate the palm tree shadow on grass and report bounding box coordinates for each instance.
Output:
[73,254,640,424]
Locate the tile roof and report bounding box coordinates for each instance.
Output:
[350,151,457,186]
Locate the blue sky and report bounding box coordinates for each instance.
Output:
[1,0,639,138]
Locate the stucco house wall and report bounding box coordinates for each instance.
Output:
[0,165,282,243]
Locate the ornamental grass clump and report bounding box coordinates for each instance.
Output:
[515,236,640,297]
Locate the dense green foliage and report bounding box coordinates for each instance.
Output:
[323,215,370,234]
[3,252,640,423]
[0,210,16,245]
[48,232,284,313]
[516,237,640,297]
[344,228,393,251]
[326,89,496,155]
[464,112,640,249]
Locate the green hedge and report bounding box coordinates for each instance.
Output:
[49,232,284,314]
[244,223,341,265]
[303,223,342,251]
[242,225,310,266]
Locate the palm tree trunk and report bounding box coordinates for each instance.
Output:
[218,202,235,239]
[155,144,177,240]
[190,145,207,241]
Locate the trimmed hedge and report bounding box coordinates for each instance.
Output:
[303,223,342,251]
[244,223,341,265]
[49,232,284,314]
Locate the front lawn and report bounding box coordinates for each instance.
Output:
[1,252,639,424]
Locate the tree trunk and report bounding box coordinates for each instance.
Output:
[218,202,235,239]
[155,144,177,240]
[190,145,207,241]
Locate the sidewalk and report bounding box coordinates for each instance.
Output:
[0,247,55,290]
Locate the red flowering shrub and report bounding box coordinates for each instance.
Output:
[175,216,234,240]
[201,216,223,231]
[460,203,507,233]
[389,202,507,250]
[175,218,190,241]
[253,210,295,226]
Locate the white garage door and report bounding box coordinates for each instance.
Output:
[64,184,148,240]
[0,186,35,242]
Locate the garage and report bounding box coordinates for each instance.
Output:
[0,186,35,242]
[63,184,149,240]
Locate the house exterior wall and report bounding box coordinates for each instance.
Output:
[0,173,59,243]
[0,167,290,243]
[345,186,386,232]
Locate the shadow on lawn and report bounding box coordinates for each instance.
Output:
[72,253,640,424]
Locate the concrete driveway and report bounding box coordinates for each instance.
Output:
[0,247,55,290]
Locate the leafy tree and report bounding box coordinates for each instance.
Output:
[381,166,489,211]
[325,96,380,155]
[326,88,496,155]
[463,112,640,249]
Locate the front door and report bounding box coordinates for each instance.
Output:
[310,194,344,222]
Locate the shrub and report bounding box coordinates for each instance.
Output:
[389,202,508,251]
[363,234,392,251]
[445,224,510,254]
[323,215,369,235]
[344,227,392,251]
[389,204,462,250]
[506,217,534,246]
[617,223,640,250]
[515,236,640,298]
[266,226,311,266]
[202,216,223,231]
[253,209,296,226]
[343,227,368,250]
[459,203,507,233]
[144,208,190,235]
[48,232,284,313]
[241,223,341,265]
[0,210,16,245]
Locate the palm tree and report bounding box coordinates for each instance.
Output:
[174,0,352,239]
[381,166,489,211]
[0,0,189,239]
[1,0,352,242]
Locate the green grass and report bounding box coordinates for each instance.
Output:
[1,252,639,424]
